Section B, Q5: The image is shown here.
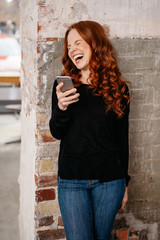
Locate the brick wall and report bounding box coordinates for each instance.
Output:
[20,1,160,240]
[110,40,160,240]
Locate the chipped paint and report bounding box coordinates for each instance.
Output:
[116,213,158,240]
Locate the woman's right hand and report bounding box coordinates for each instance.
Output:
[56,82,80,111]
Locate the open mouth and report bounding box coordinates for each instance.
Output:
[73,54,84,63]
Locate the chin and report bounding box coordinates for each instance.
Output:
[77,65,88,71]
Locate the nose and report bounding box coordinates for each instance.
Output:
[69,45,76,54]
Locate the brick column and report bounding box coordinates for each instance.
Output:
[19,0,65,239]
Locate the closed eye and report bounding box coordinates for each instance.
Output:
[76,40,82,46]
[67,40,83,51]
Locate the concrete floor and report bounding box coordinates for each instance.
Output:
[0,114,20,240]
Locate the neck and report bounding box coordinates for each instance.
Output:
[80,69,90,84]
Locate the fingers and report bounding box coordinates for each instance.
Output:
[118,187,128,211]
[56,82,77,97]
[56,81,64,91]
[120,198,127,210]
[59,93,79,102]
[58,97,79,111]
[58,93,79,109]
[56,82,79,111]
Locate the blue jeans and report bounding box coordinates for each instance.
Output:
[58,177,126,240]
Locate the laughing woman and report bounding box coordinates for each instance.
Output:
[49,20,130,240]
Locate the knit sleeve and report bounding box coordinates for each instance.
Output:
[49,80,71,140]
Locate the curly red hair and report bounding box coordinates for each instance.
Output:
[61,21,130,118]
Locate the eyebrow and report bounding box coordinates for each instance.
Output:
[67,39,83,48]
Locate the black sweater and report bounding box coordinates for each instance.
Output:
[49,81,130,186]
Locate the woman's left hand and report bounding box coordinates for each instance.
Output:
[119,187,128,211]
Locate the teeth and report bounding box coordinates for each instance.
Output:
[73,54,83,60]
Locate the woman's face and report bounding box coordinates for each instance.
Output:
[67,29,92,72]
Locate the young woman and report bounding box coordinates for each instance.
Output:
[49,20,130,240]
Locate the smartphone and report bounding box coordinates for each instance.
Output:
[56,76,74,93]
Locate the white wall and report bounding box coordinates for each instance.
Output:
[38,0,160,38]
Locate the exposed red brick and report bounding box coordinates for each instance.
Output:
[46,38,58,42]
[37,229,65,239]
[37,44,40,54]
[37,129,56,143]
[35,174,38,186]
[117,229,129,240]
[37,78,41,86]
[58,216,64,227]
[35,188,55,202]
[38,215,54,227]
[42,133,55,142]
[37,24,42,33]
[37,175,58,188]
